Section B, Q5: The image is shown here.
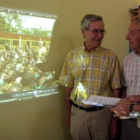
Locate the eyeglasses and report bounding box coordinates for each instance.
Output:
[86,29,107,35]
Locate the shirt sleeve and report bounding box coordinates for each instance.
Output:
[110,53,121,89]
[121,58,127,87]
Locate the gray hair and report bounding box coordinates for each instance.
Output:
[81,14,103,30]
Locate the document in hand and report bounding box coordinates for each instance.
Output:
[82,95,121,107]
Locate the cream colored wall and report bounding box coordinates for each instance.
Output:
[0,0,139,140]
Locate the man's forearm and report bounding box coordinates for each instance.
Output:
[64,87,73,127]
[113,88,121,98]
[65,87,73,114]
[121,87,127,99]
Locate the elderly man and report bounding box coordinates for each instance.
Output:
[111,19,140,140]
[59,14,121,140]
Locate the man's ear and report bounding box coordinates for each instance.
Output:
[81,29,85,38]
[138,25,140,30]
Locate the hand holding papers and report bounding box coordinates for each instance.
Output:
[82,95,133,119]
[82,95,140,120]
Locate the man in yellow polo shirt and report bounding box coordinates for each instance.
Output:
[59,14,121,140]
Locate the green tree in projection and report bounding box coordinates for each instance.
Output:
[0,14,6,31]
[21,27,52,37]
[30,28,51,37]
[0,12,22,33]
[0,11,52,37]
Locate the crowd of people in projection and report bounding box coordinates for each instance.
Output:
[0,42,56,94]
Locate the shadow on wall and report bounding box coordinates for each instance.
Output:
[54,34,74,140]
[56,33,74,76]
[39,33,74,80]
[35,32,74,140]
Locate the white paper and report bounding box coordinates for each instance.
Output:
[82,95,121,107]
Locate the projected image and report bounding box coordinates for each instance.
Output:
[0,7,58,99]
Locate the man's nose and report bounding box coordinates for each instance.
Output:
[125,33,130,40]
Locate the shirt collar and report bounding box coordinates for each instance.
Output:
[83,42,100,53]
[133,51,140,57]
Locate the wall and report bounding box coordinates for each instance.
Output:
[0,0,140,140]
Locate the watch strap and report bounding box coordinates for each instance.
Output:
[129,103,136,112]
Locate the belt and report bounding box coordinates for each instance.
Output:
[72,102,104,112]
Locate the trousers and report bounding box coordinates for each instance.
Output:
[70,105,112,140]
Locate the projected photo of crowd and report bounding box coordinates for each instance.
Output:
[0,7,57,95]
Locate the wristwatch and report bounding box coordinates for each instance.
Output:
[129,102,136,112]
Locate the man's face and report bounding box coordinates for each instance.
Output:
[81,21,105,49]
[126,22,140,52]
